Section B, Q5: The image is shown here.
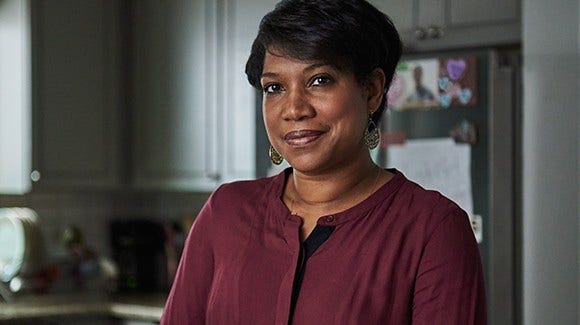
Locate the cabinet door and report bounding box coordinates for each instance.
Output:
[31,0,121,188]
[219,0,278,184]
[430,0,520,50]
[0,0,31,194]
[449,0,518,25]
[132,0,273,191]
[368,0,414,35]
[132,0,218,191]
[417,0,445,28]
[370,0,520,51]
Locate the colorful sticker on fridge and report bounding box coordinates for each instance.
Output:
[438,56,478,108]
[387,56,478,110]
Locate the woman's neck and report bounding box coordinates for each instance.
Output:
[287,158,383,215]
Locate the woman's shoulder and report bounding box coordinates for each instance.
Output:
[194,173,284,229]
[401,177,460,210]
[218,174,279,195]
[390,172,468,231]
[208,172,283,207]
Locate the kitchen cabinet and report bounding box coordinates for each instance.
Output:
[369,0,520,51]
[0,0,122,194]
[0,0,31,194]
[31,0,122,189]
[131,0,276,191]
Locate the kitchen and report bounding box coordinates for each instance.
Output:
[0,0,578,324]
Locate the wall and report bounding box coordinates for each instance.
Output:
[522,0,580,324]
[0,191,209,259]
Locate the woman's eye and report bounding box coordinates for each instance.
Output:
[311,75,332,86]
[263,83,283,94]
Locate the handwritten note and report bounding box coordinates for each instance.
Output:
[387,138,473,217]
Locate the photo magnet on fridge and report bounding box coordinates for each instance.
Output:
[387,56,478,110]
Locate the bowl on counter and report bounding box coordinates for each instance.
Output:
[0,208,48,300]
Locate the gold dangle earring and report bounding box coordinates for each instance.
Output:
[269,145,284,165]
[364,114,380,150]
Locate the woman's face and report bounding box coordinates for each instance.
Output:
[261,50,384,174]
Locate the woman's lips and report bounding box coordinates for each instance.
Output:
[283,130,325,146]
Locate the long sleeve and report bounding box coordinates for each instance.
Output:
[411,208,487,324]
[160,198,216,324]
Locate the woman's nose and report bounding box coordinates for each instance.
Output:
[281,89,315,121]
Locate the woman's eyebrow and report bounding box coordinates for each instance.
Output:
[262,63,334,79]
[303,62,331,72]
[261,71,279,79]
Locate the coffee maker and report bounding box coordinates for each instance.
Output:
[110,219,167,293]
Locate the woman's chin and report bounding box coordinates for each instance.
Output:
[285,155,337,174]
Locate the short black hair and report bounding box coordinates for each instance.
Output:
[245,0,402,125]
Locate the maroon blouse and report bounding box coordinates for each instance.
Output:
[161,169,486,324]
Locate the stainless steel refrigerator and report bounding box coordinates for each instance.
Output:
[254,49,521,325]
[379,49,520,325]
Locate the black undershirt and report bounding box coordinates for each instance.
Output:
[288,224,335,323]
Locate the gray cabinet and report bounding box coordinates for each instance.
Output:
[131,0,217,191]
[30,0,122,189]
[369,0,520,51]
[0,0,122,194]
[0,0,31,194]
[2,0,270,194]
[131,0,275,191]
[0,0,120,194]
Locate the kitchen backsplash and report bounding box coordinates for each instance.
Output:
[0,190,210,259]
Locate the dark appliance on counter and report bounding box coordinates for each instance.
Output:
[110,219,168,293]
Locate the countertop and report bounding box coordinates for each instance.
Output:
[0,292,166,322]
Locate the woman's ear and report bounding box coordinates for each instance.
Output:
[366,68,386,113]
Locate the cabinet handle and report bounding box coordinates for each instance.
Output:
[30,170,41,182]
[426,25,444,39]
[414,28,427,40]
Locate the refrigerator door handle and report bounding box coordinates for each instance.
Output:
[488,51,516,325]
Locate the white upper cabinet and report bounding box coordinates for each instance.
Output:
[0,0,31,194]
[1,0,277,194]
[369,0,520,51]
[131,0,276,191]
[0,0,122,194]
[131,0,216,191]
[31,0,122,189]
[220,0,277,187]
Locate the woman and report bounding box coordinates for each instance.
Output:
[161,0,486,324]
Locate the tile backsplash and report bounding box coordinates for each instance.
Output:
[0,190,210,259]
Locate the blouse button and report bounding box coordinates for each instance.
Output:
[325,215,335,222]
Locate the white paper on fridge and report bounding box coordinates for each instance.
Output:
[387,138,474,218]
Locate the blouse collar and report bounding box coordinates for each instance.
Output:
[271,167,407,226]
